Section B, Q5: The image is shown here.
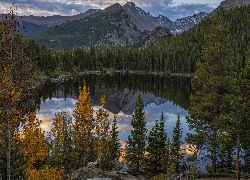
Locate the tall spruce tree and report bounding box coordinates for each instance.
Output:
[146,112,170,175]
[227,57,250,180]
[125,93,147,175]
[185,12,236,172]
[100,115,121,171]
[171,114,185,173]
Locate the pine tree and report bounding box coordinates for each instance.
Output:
[49,110,76,176]
[227,56,250,179]
[185,13,236,172]
[125,93,147,175]
[100,115,121,171]
[171,114,185,173]
[146,112,170,175]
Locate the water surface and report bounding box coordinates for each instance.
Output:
[35,74,193,154]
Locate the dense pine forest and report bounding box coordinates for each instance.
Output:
[26,5,250,76]
[1,3,250,180]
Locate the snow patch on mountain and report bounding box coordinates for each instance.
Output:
[123,2,208,35]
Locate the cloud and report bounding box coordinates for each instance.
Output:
[139,2,214,21]
[40,121,52,131]
[0,0,217,21]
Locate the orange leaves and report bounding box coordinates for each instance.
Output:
[95,95,110,158]
[73,83,94,149]
[26,165,62,180]
[18,111,47,168]
[51,112,65,152]
[15,111,63,179]
[73,82,110,166]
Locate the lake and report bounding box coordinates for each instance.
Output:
[35,73,194,155]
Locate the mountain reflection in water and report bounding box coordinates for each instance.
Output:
[35,74,193,155]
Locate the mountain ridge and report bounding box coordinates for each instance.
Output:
[22,0,250,50]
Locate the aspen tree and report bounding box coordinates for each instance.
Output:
[17,112,61,179]
[0,7,37,178]
[73,82,94,167]
[95,95,110,165]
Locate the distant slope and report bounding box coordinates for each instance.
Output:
[19,21,48,35]
[26,3,150,51]
[21,9,101,27]
[208,0,250,17]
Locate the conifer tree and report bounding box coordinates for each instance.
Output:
[185,13,236,172]
[100,115,121,171]
[170,114,185,173]
[125,93,147,175]
[146,112,170,175]
[227,57,250,180]
[49,110,76,176]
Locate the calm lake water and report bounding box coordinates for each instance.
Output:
[35,73,194,155]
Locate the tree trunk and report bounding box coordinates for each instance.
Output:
[212,128,217,172]
[7,105,10,180]
[236,132,241,180]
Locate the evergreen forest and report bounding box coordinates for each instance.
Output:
[25,5,250,76]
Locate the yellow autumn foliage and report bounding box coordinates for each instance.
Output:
[73,82,94,166]
[95,95,110,158]
[27,165,62,180]
[51,112,65,152]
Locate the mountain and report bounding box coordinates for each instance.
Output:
[122,2,160,31]
[208,0,250,17]
[133,26,173,48]
[21,9,101,27]
[122,2,207,35]
[25,0,250,50]
[19,21,48,34]
[26,3,150,50]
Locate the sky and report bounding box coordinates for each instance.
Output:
[0,0,224,21]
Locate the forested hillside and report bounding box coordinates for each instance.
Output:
[31,5,250,76]
[26,3,150,51]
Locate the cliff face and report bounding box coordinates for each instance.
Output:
[133,26,173,48]
[122,2,207,35]
[88,3,150,47]
[122,2,160,31]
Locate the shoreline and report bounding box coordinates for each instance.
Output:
[37,70,194,85]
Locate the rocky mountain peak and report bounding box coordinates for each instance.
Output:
[121,1,208,34]
[85,9,101,14]
[124,2,137,8]
[208,0,250,17]
[122,2,160,31]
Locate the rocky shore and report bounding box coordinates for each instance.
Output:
[71,167,191,180]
